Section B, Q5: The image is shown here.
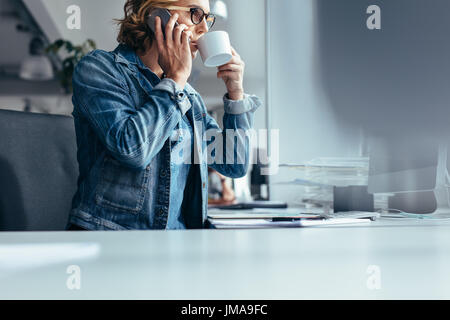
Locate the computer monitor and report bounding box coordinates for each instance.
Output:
[315,0,450,214]
[316,0,450,136]
[367,136,449,214]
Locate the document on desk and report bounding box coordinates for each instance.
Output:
[208,217,372,229]
[207,208,320,220]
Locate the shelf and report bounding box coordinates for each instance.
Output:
[0,75,62,95]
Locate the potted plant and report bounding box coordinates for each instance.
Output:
[46,39,96,94]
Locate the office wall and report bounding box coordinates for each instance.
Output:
[24,0,123,50]
[268,0,363,163]
[268,0,362,202]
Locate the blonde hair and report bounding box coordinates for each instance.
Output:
[116,0,178,53]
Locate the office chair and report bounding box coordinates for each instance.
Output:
[0,109,78,231]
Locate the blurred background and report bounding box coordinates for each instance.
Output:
[0,0,266,126]
[0,0,268,222]
[2,0,450,223]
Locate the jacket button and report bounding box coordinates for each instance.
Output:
[202,182,206,189]
[160,171,166,178]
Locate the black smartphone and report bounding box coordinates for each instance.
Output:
[147,8,179,37]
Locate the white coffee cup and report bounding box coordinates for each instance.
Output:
[197,31,232,68]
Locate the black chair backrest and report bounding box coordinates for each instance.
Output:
[0,109,78,231]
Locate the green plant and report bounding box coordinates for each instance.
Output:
[46,39,96,93]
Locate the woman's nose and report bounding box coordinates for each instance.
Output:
[195,18,209,36]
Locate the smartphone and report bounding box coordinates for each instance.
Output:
[147,8,179,37]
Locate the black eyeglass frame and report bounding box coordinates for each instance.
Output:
[164,5,216,30]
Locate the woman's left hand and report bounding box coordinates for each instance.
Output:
[217,47,245,101]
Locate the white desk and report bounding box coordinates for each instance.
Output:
[1,219,450,299]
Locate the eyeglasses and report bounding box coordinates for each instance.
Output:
[165,6,216,30]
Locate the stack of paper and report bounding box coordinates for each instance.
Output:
[207,208,372,229]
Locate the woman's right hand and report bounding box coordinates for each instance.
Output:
[155,14,193,88]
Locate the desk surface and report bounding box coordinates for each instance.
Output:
[1,219,450,299]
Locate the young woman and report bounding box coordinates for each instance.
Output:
[66,0,261,231]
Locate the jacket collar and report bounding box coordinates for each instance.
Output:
[113,44,144,69]
[113,44,198,96]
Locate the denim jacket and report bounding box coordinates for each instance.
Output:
[67,44,261,230]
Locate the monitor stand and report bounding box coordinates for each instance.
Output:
[384,143,450,218]
[430,144,450,216]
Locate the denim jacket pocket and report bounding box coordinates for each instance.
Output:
[95,156,149,214]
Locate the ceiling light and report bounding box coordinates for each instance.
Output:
[212,0,228,20]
